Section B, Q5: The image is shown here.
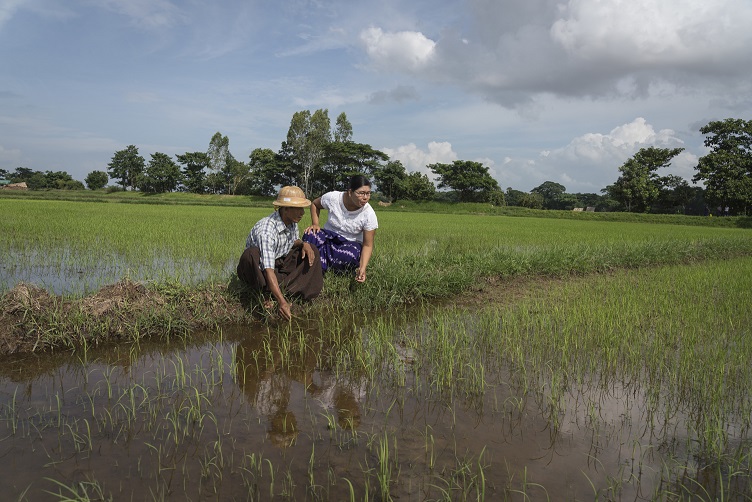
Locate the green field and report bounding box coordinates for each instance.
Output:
[0,196,751,500]
[2,197,750,302]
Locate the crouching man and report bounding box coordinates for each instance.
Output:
[237,186,323,320]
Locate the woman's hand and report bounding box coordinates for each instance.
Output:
[304,224,321,234]
[355,266,367,283]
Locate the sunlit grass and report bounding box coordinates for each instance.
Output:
[2,199,751,302]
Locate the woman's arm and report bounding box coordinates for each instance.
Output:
[304,197,323,234]
[356,229,376,283]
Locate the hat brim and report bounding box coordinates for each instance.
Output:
[273,197,311,207]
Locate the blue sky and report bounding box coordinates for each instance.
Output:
[1,0,751,193]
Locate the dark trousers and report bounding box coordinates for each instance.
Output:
[237,246,323,301]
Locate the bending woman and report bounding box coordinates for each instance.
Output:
[303,175,378,283]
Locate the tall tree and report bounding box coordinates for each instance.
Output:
[108,145,145,190]
[373,160,408,201]
[531,181,567,209]
[176,152,209,194]
[334,112,353,143]
[606,146,684,212]
[225,155,250,195]
[207,132,229,194]
[398,171,436,201]
[693,118,752,215]
[428,160,501,202]
[319,141,388,194]
[518,192,544,209]
[138,152,182,193]
[282,109,331,197]
[245,148,282,196]
[85,170,109,190]
[655,174,695,214]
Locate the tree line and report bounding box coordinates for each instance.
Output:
[1,115,749,215]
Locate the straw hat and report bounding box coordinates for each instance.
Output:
[273,186,311,207]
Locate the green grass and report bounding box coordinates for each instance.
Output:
[2,198,750,305]
[1,195,750,359]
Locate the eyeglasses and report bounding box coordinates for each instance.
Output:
[353,190,372,198]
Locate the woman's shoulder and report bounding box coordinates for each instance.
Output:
[362,203,378,222]
[321,190,343,205]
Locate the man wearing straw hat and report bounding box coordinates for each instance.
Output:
[237,186,323,320]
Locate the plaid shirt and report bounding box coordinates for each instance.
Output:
[245,210,299,270]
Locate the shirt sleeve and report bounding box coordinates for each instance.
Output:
[363,205,379,231]
[320,191,337,210]
[252,217,280,270]
[258,233,278,270]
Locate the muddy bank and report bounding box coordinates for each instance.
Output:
[0,273,542,356]
[0,280,256,355]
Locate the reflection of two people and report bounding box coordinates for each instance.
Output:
[235,335,364,448]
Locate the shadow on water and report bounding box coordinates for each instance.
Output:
[0,311,750,500]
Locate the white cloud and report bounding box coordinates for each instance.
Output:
[550,0,751,65]
[558,117,683,163]
[382,141,456,177]
[511,117,688,192]
[360,27,436,72]
[356,0,752,108]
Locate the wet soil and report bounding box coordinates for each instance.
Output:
[0,280,253,355]
[0,274,540,356]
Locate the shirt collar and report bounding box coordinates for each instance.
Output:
[270,210,296,234]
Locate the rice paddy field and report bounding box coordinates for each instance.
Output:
[1,196,751,501]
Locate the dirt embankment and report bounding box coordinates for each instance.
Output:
[0,280,254,355]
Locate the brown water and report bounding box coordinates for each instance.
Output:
[0,324,748,501]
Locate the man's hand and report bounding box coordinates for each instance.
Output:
[304,224,321,235]
[278,300,292,320]
[301,241,316,266]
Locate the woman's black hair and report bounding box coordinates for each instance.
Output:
[348,174,371,191]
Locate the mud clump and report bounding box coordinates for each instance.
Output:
[0,280,250,356]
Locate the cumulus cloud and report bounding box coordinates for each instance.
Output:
[511,117,687,191]
[381,141,457,178]
[359,0,752,107]
[550,0,749,65]
[360,27,436,72]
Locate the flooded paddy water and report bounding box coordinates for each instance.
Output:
[1,285,750,501]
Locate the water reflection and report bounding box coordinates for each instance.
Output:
[235,331,364,448]
[0,319,749,500]
[0,247,235,295]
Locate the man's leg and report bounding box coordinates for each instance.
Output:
[276,246,324,300]
[237,247,266,290]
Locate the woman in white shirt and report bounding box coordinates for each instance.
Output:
[303,175,378,283]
